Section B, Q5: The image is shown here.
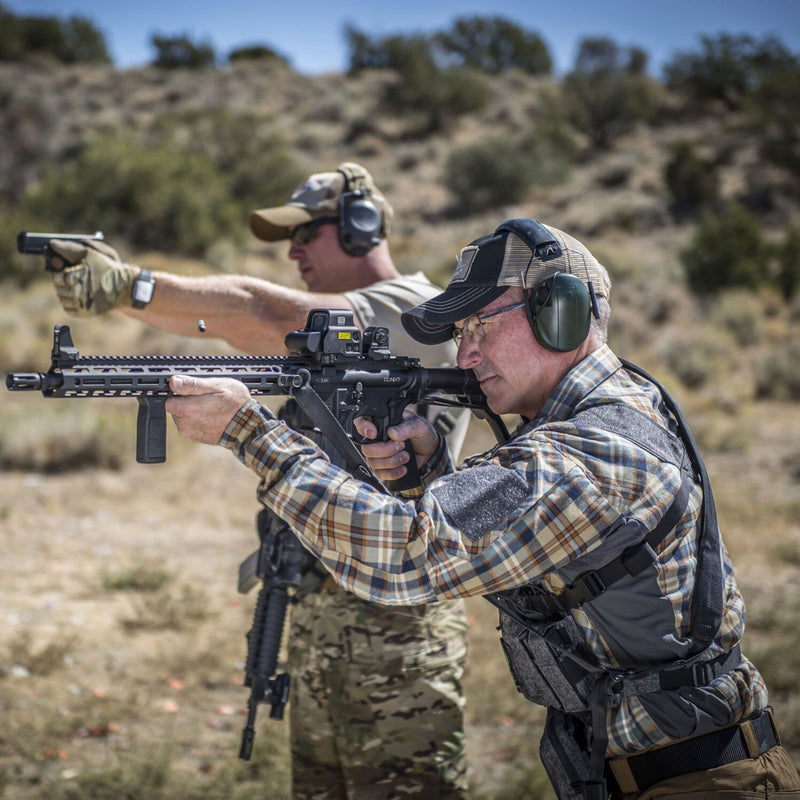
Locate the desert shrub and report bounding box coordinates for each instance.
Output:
[518,94,578,184]
[0,405,130,473]
[783,448,800,483]
[681,202,770,295]
[227,43,289,67]
[778,226,800,301]
[148,109,306,213]
[345,26,491,134]
[102,561,171,592]
[657,326,733,390]
[443,134,536,212]
[664,140,719,216]
[754,338,800,401]
[120,584,210,631]
[434,15,552,75]
[708,289,765,347]
[381,40,490,132]
[0,208,50,285]
[23,132,242,255]
[150,33,216,69]
[2,631,78,677]
[0,3,110,64]
[664,33,797,111]
[0,81,58,204]
[748,54,800,175]
[563,37,658,149]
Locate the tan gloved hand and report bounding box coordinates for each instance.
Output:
[49,238,136,316]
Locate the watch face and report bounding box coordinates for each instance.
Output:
[133,279,154,303]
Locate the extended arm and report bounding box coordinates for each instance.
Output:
[46,238,352,354]
[129,271,352,353]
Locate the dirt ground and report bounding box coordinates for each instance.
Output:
[1,376,799,799]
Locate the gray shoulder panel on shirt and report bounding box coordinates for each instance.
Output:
[431,464,529,541]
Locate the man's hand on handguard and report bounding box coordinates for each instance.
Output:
[355,412,440,483]
[49,238,135,316]
[166,375,252,445]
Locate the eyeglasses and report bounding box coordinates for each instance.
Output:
[452,302,526,346]
[290,216,339,245]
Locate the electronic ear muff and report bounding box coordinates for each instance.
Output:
[337,165,384,256]
[493,218,599,353]
[526,272,593,352]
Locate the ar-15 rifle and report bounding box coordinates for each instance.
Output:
[235,508,313,760]
[6,307,508,490]
[7,308,509,760]
[17,230,105,271]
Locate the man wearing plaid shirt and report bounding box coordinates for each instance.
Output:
[167,218,800,799]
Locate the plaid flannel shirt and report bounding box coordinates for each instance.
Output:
[220,343,767,753]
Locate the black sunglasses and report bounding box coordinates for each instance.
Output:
[290,216,339,245]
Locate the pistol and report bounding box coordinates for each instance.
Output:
[17,230,105,271]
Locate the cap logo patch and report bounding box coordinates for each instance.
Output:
[289,176,331,207]
[538,242,561,260]
[451,246,479,284]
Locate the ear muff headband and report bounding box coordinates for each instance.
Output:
[493,218,594,353]
[337,166,384,256]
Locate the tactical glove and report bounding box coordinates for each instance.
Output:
[49,238,136,316]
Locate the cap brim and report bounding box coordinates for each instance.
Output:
[249,206,314,241]
[401,284,507,345]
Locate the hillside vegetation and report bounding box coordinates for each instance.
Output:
[1,15,799,800]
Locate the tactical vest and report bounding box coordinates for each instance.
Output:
[485,360,730,800]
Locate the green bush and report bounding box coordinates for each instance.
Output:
[434,15,552,75]
[658,327,733,390]
[778,225,800,301]
[563,37,658,149]
[748,55,800,175]
[150,33,216,69]
[0,208,49,285]
[664,140,719,215]
[346,26,491,134]
[0,2,110,64]
[708,289,764,347]
[518,93,578,184]
[228,43,290,67]
[664,33,797,111]
[754,338,800,401]
[681,202,770,294]
[24,132,242,255]
[443,134,536,212]
[148,109,306,213]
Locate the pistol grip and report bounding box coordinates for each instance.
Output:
[386,440,422,492]
[136,395,167,463]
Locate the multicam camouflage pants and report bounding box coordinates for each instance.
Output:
[287,578,469,800]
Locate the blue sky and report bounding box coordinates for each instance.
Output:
[7,0,800,75]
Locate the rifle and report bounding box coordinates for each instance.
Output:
[17,230,105,271]
[6,308,508,489]
[236,508,313,760]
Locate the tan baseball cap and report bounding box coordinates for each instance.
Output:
[402,218,611,345]
[249,162,394,241]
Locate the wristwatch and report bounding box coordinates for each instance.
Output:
[131,269,155,309]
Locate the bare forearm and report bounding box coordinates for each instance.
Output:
[124,272,352,354]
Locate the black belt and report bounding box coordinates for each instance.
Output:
[606,708,780,795]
